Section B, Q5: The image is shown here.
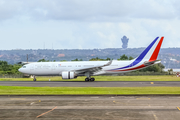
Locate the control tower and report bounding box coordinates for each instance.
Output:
[121,36,129,49]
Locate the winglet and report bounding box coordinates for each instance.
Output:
[103,60,112,66]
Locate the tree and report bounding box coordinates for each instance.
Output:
[71,58,82,61]
[106,57,111,60]
[118,54,128,60]
[89,57,105,61]
[60,60,67,62]
[38,59,49,62]
[138,63,165,72]
[129,56,134,60]
[0,61,21,74]
[168,69,173,75]
[117,54,134,60]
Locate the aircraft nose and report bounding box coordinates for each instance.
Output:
[18,68,22,73]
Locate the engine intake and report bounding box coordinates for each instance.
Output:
[62,71,77,79]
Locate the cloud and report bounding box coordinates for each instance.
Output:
[0,0,23,20]
[0,0,177,22]
[0,0,180,50]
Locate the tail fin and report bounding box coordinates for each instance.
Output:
[136,36,164,62]
[149,37,164,61]
[109,37,164,71]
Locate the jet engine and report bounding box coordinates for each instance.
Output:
[62,71,77,79]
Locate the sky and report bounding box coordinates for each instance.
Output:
[0,0,180,50]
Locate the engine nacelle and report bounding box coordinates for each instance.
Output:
[62,71,77,79]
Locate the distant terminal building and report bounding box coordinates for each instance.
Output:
[121,36,129,49]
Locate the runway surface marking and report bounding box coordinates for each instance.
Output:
[30,102,34,105]
[36,106,57,118]
[29,100,41,105]
[10,98,26,100]
[150,104,159,120]
[153,113,158,120]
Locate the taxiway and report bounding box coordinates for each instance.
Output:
[0,96,180,119]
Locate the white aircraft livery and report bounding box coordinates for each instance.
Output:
[19,37,164,82]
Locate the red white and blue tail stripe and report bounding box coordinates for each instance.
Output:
[109,37,164,72]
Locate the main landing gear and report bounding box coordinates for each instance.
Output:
[85,77,95,82]
[84,72,95,82]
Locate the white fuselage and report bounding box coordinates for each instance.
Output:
[18,60,147,76]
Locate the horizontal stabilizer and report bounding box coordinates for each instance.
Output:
[144,60,161,66]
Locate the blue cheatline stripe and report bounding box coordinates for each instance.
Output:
[111,37,159,71]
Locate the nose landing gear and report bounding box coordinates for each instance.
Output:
[33,75,36,82]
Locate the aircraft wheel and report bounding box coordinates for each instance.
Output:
[85,78,89,82]
[33,78,36,82]
[90,78,95,82]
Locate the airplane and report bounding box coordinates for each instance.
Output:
[18,36,164,82]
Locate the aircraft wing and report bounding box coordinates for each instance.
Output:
[74,60,112,75]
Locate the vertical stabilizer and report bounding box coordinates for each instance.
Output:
[135,36,164,63]
[109,37,164,71]
[149,37,164,61]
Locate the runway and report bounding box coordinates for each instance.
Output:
[1,81,180,87]
[0,96,180,119]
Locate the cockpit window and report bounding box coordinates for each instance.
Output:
[22,66,26,68]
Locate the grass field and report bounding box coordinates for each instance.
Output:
[0,86,180,95]
[0,75,180,81]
